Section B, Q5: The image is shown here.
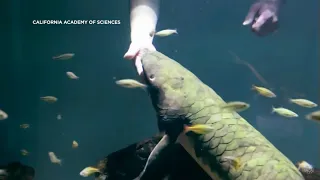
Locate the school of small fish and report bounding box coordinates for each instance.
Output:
[0,52,106,177]
[0,45,318,178]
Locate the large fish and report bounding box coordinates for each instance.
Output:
[134,50,303,180]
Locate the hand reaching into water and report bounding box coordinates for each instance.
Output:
[243,0,284,36]
[124,38,156,76]
[124,40,155,60]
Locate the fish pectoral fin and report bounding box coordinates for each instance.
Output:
[135,134,175,180]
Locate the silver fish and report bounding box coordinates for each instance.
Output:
[154,29,178,37]
[222,101,250,112]
[271,106,298,118]
[0,109,8,120]
[66,71,79,79]
[40,96,58,103]
[52,53,74,60]
[115,79,146,89]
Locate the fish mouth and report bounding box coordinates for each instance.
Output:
[139,63,153,87]
[134,49,152,86]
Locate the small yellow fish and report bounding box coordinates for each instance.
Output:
[52,53,74,60]
[271,106,298,118]
[305,110,320,122]
[222,156,241,171]
[184,124,214,134]
[48,152,62,165]
[154,29,178,37]
[222,101,250,112]
[79,166,100,177]
[20,124,30,129]
[66,71,79,80]
[251,85,276,98]
[72,140,79,148]
[20,149,29,156]
[0,109,8,120]
[297,161,314,174]
[289,98,317,108]
[115,79,147,89]
[40,96,58,103]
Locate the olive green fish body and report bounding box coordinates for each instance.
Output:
[141,50,304,180]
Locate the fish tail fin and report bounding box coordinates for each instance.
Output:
[142,85,148,92]
[288,98,293,103]
[228,50,243,65]
[251,85,256,91]
[52,56,57,59]
[305,114,311,120]
[271,106,275,113]
[94,169,101,175]
[174,28,178,34]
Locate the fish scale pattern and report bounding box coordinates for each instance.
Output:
[185,86,304,180]
[141,50,305,180]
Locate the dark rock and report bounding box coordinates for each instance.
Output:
[95,133,320,180]
[0,162,34,180]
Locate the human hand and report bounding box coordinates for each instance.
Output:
[124,41,156,60]
[243,0,284,36]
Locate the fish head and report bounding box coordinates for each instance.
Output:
[140,49,203,127]
[140,49,183,90]
[79,169,89,177]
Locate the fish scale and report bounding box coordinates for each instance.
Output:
[141,50,304,180]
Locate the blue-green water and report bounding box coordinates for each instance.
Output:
[2,0,319,179]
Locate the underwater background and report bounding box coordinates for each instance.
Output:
[1,0,319,179]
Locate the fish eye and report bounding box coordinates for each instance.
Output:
[149,74,155,81]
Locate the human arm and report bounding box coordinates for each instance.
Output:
[243,0,285,36]
[124,0,159,60]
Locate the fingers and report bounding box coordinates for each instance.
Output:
[272,15,278,23]
[252,10,274,30]
[243,2,262,25]
[124,42,140,60]
[134,55,144,76]
[124,42,156,60]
